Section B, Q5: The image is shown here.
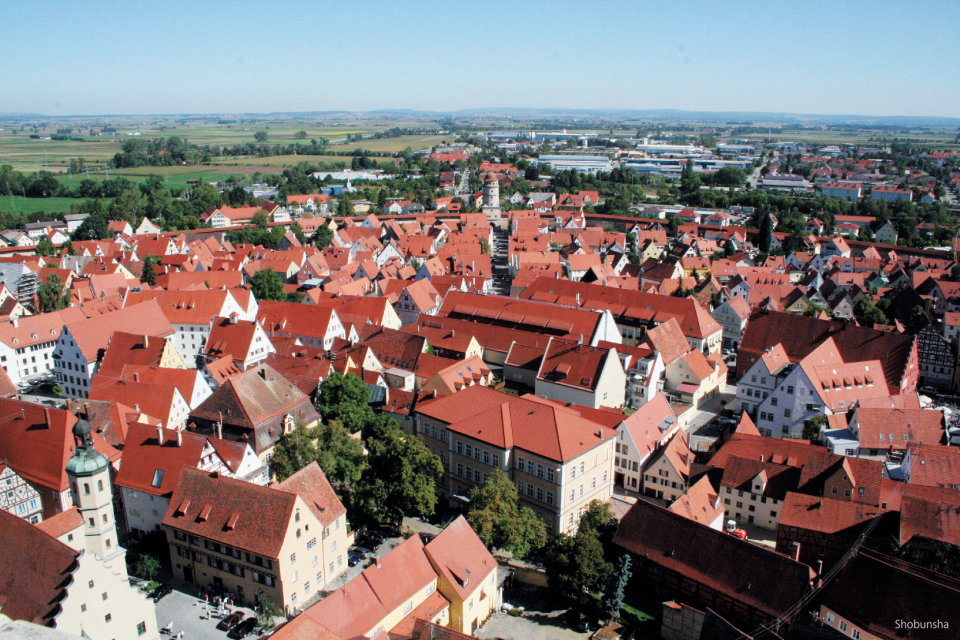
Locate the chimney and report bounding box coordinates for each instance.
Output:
[259,368,266,380]
[177,430,182,447]
[157,427,165,445]
[789,541,801,562]
[143,335,149,348]
[10,317,17,329]
[133,372,139,382]
[134,403,140,411]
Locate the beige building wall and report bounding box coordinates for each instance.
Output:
[556,441,615,534]
[364,580,443,638]
[720,485,782,530]
[819,606,883,640]
[165,496,347,614]
[57,522,158,640]
[436,565,498,634]
[643,453,687,503]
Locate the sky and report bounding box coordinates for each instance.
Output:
[2,0,959,118]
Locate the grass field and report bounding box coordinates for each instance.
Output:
[0,195,91,215]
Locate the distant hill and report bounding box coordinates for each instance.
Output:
[2,108,959,128]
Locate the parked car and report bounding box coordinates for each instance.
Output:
[366,530,387,544]
[348,552,364,567]
[227,617,258,639]
[356,535,381,551]
[351,546,372,558]
[216,612,245,631]
[149,584,173,602]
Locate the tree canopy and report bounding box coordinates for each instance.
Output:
[318,371,376,435]
[466,470,548,559]
[35,235,56,257]
[250,267,286,302]
[140,254,160,286]
[543,500,615,604]
[36,274,70,313]
[355,418,443,528]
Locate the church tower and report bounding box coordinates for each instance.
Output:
[66,415,120,559]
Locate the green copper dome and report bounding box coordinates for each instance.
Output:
[66,417,109,475]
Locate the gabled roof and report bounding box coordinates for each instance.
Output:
[855,407,944,451]
[0,400,119,492]
[115,423,249,496]
[536,338,615,392]
[906,444,960,488]
[667,475,724,526]
[417,385,614,463]
[423,515,496,601]
[275,461,346,528]
[621,393,676,460]
[737,310,916,390]
[66,299,174,361]
[162,468,295,558]
[191,364,317,433]
[641,317,691,366]
[296,535,438,640]
[613,500,814,620]
[819,550,960,639]
[720,455,801,501]
[0,510,79,626]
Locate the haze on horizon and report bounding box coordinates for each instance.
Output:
[3,0,958,119]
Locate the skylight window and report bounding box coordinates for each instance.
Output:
[151,470,165,488]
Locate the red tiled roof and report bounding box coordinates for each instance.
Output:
[0,510,79,626]
[423,515,496,601]
[613,500,814,620]
[855,407,944,451]
[536,338,615,392]
[34,507,83,540]
[162,468,295,558]
[274,461,346,528]
[778,492,884,534]
[736,310,916,391]
[116,423,248,496]
[417,385,614,462]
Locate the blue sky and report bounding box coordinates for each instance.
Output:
[2,0,958,117]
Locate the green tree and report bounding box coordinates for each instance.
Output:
[252,210,269,230]
[58,239,76,256]
[72,210,109,241]
[544,525,612,605]
[254,131,269,143]
[36,274,70,313]
[269,423,318,482]
[294,130,308,140]
[35,235,56,257]
[466,470,548,559]
[318,371,376,435]
[255,599,281,631]
[602,554,633,622]
[337,197,355,217]
[759,213,773,253]
[803,415,828,443]
[577,501,619,553]
[140,254,160,286]
[134,554,161,581]
[290,221,306,245]
[356,420,443,528]
[314,419,367,494]
[250,268,286,302]
[854,296,889,327]
[313,225,333,249]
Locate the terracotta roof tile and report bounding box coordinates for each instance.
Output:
[274,461,346,528]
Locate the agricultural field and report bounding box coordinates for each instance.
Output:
[0,118,453,174]
[0,196,84,216]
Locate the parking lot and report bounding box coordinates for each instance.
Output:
[478,612,591,640]
[154,587,258,640]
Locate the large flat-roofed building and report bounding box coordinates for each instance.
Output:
[536,155,615,173]
[821,182,862,200]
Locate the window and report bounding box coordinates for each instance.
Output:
[578,484,584,498]
[832,487,838,494]
[290,553,296,564]
[787,386,794,394]
[304,582,310,593]
[784,409,791,418]
[492,454,500,468]
[517,457,525,472]
[547,468,554,483]
[591,478,596,490]
[602,471,608,483]
[570,467,576,480]
[137,622,147,636]
[312,555,318,567]
[81,604,86,613]
[537,463,544,478]
[329,563,334,573]
[307,537,317,549]
[404,602,413,614]
[291,593,297,604]
[102,592,108,601]
[331,541,337,552]
[580,462,585,474]
[546,491,554,505]
[105,614,112,623]
[89,580,94,589]
[839,621,847,632]
[770,397,778,406]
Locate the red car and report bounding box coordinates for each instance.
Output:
[216,611,245,631]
